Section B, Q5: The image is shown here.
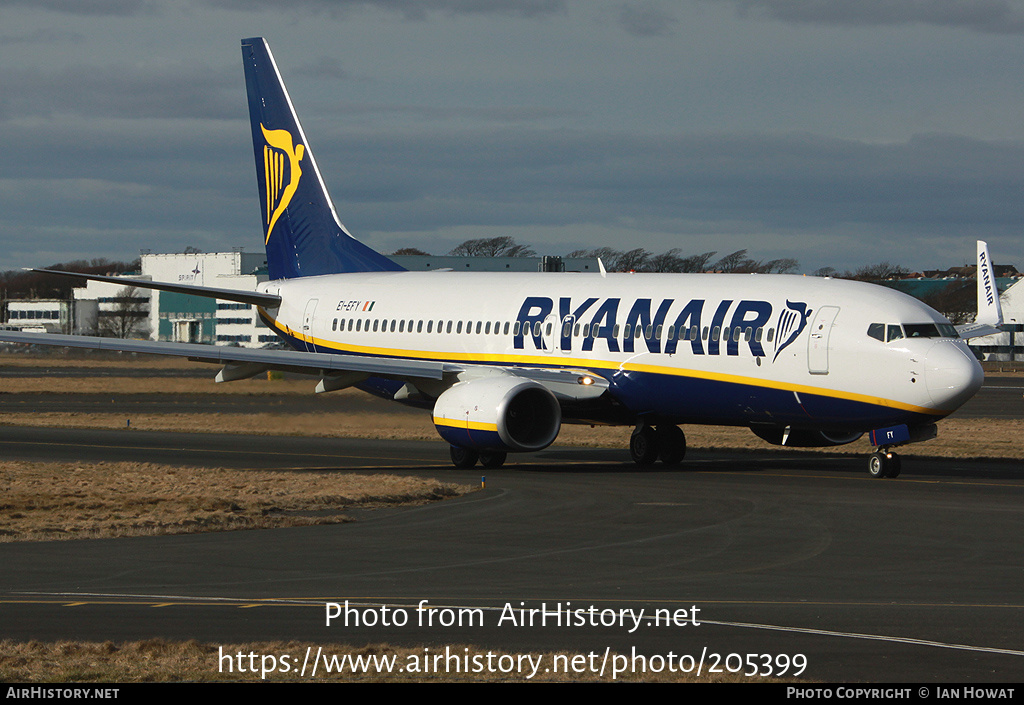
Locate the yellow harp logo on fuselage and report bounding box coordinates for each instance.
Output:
[261,123,305,244]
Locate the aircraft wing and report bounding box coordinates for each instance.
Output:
[0,330,450,381]
[27,268,281,308]
[0,329,612,403]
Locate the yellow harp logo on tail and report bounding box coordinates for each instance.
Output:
[261,123,305,244]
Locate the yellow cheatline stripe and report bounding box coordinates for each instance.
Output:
[432,416,499,432]
[258,310,943,417]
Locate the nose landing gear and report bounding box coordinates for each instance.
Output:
[868,449,901,478]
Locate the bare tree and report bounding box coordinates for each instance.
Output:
[96,285,149,339]
[921,283,976,324]
[678,251,718,273]
[648,248,685,273]
[613,248,651,272]
[448,237,536,257]
[843,262,909,281]
[711,249,749,273]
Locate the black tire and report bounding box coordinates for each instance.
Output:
[479,451,507,469]
[450,446,480,469]
[868,452,887,478]
[657,425,687,466]
[630,427,660,467]
[887,453,901,478]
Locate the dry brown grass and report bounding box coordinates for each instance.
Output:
[0,639,768,682]
[0,460,473,542]
[0,411,1019,460]
[0,352,195,369]
[0,376,310,395]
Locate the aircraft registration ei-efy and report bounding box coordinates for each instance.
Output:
[0,38,1005,478]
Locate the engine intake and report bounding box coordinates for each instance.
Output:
[433,376,561,452]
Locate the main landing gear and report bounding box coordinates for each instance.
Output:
[449,446,507,469]
[867,449,901,478]
[630,424,686,467]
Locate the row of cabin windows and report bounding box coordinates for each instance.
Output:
[866,322,959,343]
[332,318,514,335]
[330,316,777,345]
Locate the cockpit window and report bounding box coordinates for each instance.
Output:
[874,322,960,341]
[904,323,940,338]
[903,323,959,339]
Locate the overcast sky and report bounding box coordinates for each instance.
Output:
[2,0,1023,274]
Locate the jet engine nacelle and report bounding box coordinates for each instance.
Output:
[750,425,864,448]
[433,376,561,452]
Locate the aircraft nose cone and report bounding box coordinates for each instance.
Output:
[924,342,983,411]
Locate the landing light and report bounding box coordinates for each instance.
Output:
[578,376,594,386]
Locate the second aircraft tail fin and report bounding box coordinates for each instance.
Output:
[956,240,1005,340]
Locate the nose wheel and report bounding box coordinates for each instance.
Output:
[868,450,901,478]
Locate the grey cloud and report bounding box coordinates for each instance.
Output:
[0,63,240,121]
[307,130,1024,238]
[618,2,678,37]
[0,0,151,15]
[3,119,1022,270]
[295,57,350,81]
[726,0,1024,34]
[202,0,564,20]
[0,28,84,45]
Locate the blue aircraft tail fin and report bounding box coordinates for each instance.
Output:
[241,37,404,279]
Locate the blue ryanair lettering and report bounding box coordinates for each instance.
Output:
[514,296,553,350]
[623,299,673,353]
[559,296,598,351]
[515,295,780,357]
[584,298,620,352]
[664,299,705,356]
[727,301,773,357]
[706,300,733,356]
[979,251,995,305]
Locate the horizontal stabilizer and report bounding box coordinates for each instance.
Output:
[955,322,1003,340]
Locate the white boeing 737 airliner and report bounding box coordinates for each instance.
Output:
[0,38,1002,478]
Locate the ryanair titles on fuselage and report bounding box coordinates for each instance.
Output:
[511,295,811,359]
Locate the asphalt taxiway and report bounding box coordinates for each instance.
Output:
[0,425,1022,682]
